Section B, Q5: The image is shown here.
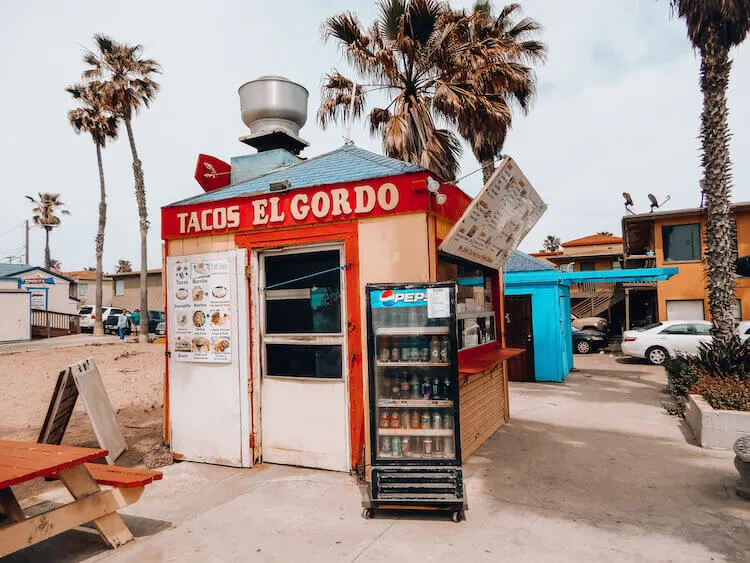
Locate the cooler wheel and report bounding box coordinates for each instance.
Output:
[362,508,375,519]
[452,510,465,523]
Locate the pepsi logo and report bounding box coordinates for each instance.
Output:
[380,290,396,306]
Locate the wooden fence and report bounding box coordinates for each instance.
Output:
[31,309,80,338]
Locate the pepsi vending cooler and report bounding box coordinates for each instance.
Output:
[363,283,466,521]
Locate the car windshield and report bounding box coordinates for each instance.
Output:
[636,322,662,331]
[79,307,92,314]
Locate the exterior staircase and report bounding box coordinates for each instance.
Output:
[570,283,624,318]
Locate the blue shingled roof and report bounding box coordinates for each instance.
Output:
[0,264,30,277]
[169,143,425,206]
[504,251,555,273]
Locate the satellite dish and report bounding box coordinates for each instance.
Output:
[648,193,671,213]
[623,192,634,214]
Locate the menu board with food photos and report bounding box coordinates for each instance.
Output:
[171,259,232,363]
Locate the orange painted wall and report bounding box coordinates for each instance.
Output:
[654,209,750,321]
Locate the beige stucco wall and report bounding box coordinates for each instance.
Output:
[77,279,114,308]
[111,273,164,311]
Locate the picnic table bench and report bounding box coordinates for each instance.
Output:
[0,440,162,557]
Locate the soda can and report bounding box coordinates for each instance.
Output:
[390,343,400,362]
[434,436,444,454]
[379,338,390,362]
[432,412,442,429]
[401,437,410,456]
[401,410,410,429]
[400,341,411,362]
[423,438,433,455]
[421,412,431,429]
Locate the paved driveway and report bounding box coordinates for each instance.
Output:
[8,355,749,562]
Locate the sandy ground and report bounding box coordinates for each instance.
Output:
[0,341,164,499]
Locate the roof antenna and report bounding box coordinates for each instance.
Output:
[623,192,635,215]
[648,193,671,213]
[344,82,358,145]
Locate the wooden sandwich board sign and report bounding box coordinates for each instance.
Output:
[38,357,126,464]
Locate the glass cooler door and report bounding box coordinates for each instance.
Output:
[367,285,459,464]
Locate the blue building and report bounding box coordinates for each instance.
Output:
[503,251,677,382]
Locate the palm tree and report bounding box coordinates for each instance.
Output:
[596,231,614,237]
[67,80,119,336]
[671,0,750,344]
[25,193,70,269]
[49,259,62,270]
[82,34,160,342]
[319,0,545,181]
[116,259,133,273]
[542,235,560,252]
[447,1,546,183]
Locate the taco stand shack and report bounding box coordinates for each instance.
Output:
[161,76,544,484]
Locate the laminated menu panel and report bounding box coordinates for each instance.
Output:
[459,363,507,459]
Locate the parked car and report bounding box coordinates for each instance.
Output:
[104,312,132,335]
[147,310,165,333]
[737,321,750,342]
[571,314,608,333]
[571,326,609,354]
[621,320,713,365]
[155,321,166,336]
[79,306,123,333]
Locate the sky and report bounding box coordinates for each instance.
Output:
[0,0,748,271]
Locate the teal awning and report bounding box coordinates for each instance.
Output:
[504,267,678,286]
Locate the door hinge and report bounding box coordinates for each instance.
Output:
[249,433,257,449]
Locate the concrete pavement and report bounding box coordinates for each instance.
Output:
[7,354,749,562]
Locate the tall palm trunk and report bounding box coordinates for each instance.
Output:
[124,117,149,343]
[699,25,736,344]
[94,143,107,336]
[481,158,495,184]
[44,227,51,269]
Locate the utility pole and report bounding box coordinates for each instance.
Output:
[24,220,29,264]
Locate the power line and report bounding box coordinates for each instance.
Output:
[0,222,24,240]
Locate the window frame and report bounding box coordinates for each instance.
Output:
[114,279,125,296]
[662,223,702,263]
[260,244,347,381]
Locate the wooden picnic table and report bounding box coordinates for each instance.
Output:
[0,440,160,557]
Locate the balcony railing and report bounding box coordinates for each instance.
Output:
[570,282,615,297]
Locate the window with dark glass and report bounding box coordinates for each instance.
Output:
[264,250,341,334]
[662,224,701,262]
[266,344,342,379]
[661,324,691,335]
[579,261,595,271]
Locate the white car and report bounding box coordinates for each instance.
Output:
[621,320,713,365]
[737,321,750,342]
[78,306,123,333]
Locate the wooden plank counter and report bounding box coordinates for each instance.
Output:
[457,346,525,459]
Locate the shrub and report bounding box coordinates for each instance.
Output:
[690,376,750,411]
[665,357,701,398]
[691,336,750,380]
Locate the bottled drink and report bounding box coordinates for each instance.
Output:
[410,373,420,399]
[401,437,411,456]
[379,337,390,362]
[443,376,452,400]
[434,435,444,455]
[400,373,410,398]
[439,336,449,362]
[379,412,389,428]
[423,438,433,455]
[432,375,441,399]
[430,336,440,363]
[391,378,400,399]
[390,411,400,429]
[443,437,454,456]
[443,412,454,430]
[420,339,430,362]
[392,436,403,456]
[380,436,391,455]
[401,410,410,429]
[410,340,420,362]
[410,410,420,429]
[390,339,400,362]
[401,338,411,362]
[421,376,432,400]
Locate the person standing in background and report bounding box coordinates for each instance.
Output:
[117,309,129,341]
[132,308,141,337]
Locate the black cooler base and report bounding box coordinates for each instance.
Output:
[362,466,467,521]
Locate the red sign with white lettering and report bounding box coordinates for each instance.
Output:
[161,173,470,240]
